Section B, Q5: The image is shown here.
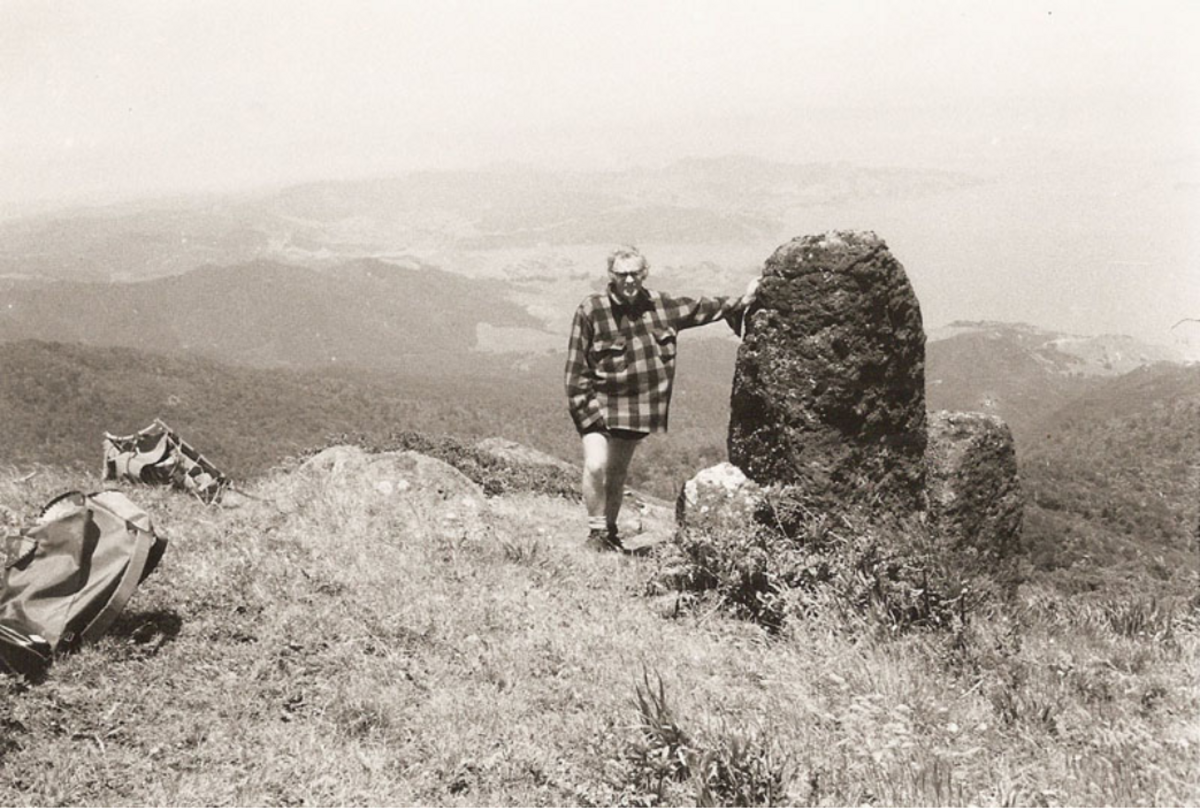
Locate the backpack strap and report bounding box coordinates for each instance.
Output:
[38,491,87,524]
[3,533,37,570]
[79,519,156,645]
[76,492,161,645]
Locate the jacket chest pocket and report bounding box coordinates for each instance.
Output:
[654,328,677,361]
[590,337,627,372]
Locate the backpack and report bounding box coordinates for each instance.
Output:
[103,419,229,503]
[0,490,167,679]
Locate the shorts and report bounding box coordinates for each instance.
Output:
[579,423,649,442]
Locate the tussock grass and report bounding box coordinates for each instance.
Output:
[1,459,1197,806]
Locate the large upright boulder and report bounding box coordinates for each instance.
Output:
[729,231,926,515]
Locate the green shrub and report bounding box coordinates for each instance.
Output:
[691,727,791,808]
[668,487,1004,634]
[1096,596,1177,643]
[626,670,693,805]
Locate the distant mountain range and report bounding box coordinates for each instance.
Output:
[925,321,1191,445]
[0,157,978,282]
[0,258,544,370]
[927,320,1187,377]
[3,253,1187,392]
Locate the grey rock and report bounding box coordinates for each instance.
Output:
[729,230,926,517]
[925,410,1023,560]
[299,444,368,476]
[675,462,764,534]
[473,437,577,475]
[297,445,485,539]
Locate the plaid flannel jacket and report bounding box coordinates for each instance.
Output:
[565,286,744,434]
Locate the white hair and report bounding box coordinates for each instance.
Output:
[607,246,649,273]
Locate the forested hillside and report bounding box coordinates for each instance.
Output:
[1020,363,1200,597]
[0,260,541,368]
[1,339,1194,604]
[0,336,741,496]
[0,341,564,478]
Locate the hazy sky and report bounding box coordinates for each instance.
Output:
[2,0,1198,345]
[2,0,1196,204]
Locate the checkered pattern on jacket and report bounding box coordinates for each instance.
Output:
[564,287,744,434]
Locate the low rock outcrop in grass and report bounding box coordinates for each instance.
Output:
[310,430,580,501]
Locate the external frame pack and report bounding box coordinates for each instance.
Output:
[102,419,229,503]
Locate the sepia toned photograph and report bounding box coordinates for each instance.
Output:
[1,1,1197,805]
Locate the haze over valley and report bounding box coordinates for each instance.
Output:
[2,154,1198,358]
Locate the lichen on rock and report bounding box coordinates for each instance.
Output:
[729,230,927,518]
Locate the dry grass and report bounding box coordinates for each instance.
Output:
[1,459,1197,806]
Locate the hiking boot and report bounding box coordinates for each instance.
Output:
[607,528,652,557]
[586,528,619,552]
[606,527,626,552]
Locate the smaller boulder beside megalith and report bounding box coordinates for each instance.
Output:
[925,411,1023,561]
[675,462,764,535]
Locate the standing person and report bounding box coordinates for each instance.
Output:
[564,246,759,552]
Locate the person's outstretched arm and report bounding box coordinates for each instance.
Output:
[664,278,760,335]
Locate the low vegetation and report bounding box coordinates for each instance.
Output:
[2,341,1197,804]
[2,453,1196,806]
[662,492,998,634]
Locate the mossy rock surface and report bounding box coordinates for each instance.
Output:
[925,410,1023,562]
[729,231,926,517]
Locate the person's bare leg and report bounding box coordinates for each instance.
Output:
[581,432,610,533]
[604,436,641,536]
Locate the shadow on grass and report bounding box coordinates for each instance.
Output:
[2,610,184,686]
[106,609,184,655]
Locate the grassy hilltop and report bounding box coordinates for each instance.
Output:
[1,336,1197,805]
[1,451,1197,806]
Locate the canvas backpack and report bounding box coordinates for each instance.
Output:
[0,490,167,679]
